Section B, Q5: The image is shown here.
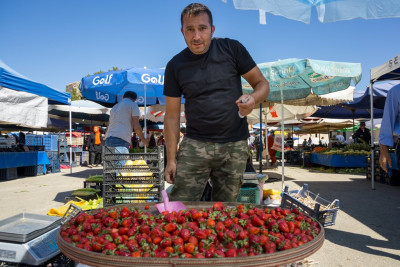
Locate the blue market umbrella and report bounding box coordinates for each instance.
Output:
[80,67,165,107]
[81,67,167,152]
[230,0,400,24]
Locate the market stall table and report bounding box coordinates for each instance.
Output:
[311,153,367,168]
[0,151,50,175]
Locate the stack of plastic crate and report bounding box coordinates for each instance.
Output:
[34,135,43,146]
[43,135,59,152]
[25,134,36,146]
[46,151,60,173]
[102,146,164,207]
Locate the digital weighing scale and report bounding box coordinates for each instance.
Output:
[0,213,62,266]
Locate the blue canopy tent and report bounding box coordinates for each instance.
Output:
[312,81,397,120]
[0,60,75,172]
[369,54,400,189]
[0,60,70,105]
[0,60,70,130]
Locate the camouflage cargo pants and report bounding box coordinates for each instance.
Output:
[169,137,249,202]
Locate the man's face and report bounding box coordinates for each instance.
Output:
[181,12,215,55]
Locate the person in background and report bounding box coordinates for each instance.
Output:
[268,130,277,166]
[320,136,327,147]
[157,135,165,146]
[148,132,157,149]
[308,137,313,146]
[105,91,148,152]
[163,3,269,202]
[131,133,138,148]
[286,133,294,149]
[86,126,103,167]
[379,84,400,173]
[302,138,307,147]
[354,121,371,144]
[335,131,345,144]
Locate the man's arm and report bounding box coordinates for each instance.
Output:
[379,89,398,172]
[132,116,149,147]
[164,96,182,184]
[236,66,270,116]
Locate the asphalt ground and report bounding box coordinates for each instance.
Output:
[1,160,399,267]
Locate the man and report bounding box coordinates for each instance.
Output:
[379,84,400,173]
[105,91,148,152]
[268,130,277,166]
[354,121,371,144]
[335,131,345,144]
[163,3,269,201]
[86,125,103,167]
[286,133,294,149]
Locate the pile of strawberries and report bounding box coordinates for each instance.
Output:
[60,202,321,258]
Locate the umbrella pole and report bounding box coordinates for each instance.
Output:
[259,104,263,173]
[69,105,72,174]
[352,109,355,139]
[370,82,375,190]
[280,88,285,190]
[144,84,147,153]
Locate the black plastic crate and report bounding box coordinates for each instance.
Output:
[84,181,103,193]
[102,146,164,207]
[282,184,339,227]
[103,184,162,205]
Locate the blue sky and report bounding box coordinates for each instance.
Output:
[1,0,399,93]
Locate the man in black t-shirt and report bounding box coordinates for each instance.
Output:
[163,3,269,202]
[354,121,371,144]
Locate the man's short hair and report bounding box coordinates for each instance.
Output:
[123,91,137,101]
[360,121,366,126]
[181,3,213,27]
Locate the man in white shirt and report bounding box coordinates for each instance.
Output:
[335,131,345,144]
[105,91,148,151]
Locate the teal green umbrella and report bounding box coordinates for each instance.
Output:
[242,58,362,188]
[243,58,361,105]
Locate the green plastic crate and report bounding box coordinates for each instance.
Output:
[237,184,261,204]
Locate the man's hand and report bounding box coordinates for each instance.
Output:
[165,161,177,184]
[379,144,391,173]
[236,94,255,117]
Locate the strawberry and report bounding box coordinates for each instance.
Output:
[225,248,237,257]
[278,221,289,233]
[251,216,264,227]
[184,242,195,254]
[164,223,177,233]
[213,202,224,210]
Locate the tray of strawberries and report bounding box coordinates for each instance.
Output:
[57,202,324,267]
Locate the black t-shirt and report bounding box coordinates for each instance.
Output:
[355,128,371,144]
[163,38,256,142]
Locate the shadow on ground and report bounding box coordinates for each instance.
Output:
[262,160,400,262]
[63,168,103,179]
[54,190,75,203]
[325,227,400,262]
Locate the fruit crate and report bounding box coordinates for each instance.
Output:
[281,184,339,227]
[237,184,261,204]
[102,146,164,206]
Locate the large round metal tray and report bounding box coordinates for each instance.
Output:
[57,202,325,267]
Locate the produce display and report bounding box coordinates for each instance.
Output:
[314,143,371,156]
[59,202,321,259]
